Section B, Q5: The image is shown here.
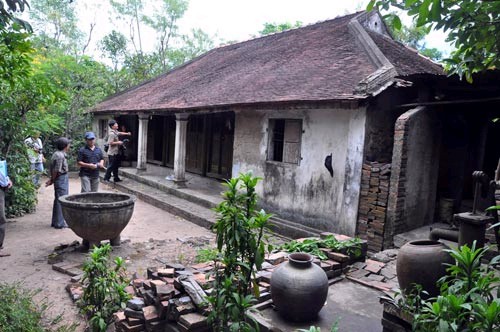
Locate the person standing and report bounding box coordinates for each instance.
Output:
[45,137,70,229]
[77,132,104,192]
[103,120,131,183]
[24,132,45,187]
[0,159,12,257]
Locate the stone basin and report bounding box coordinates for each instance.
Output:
[59,192,136,245]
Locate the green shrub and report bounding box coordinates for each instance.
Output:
[207,172,273,332]
[394,241,500,331]
[195,247,219,263]
[0,282,77,332]
[80,243,131,332]
[280,235,363,260]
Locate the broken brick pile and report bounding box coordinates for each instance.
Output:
[63,234,368,332]
[345,248,398,296]
[357,161,392,252]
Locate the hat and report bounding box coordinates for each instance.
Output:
[108,119,117,127]
[84,131,96,140]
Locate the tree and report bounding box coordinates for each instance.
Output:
[110,0,145,55]
[142,0,188,72]
[100,30,128,91]
[0,0,30,31]
[167,28,214,68]
[258,21,302,36]
[368,0,500,81]
[385,16,442,61]
[28,0,88,56]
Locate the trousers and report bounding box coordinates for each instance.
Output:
[0,189,6,248]
[51,173,68,228]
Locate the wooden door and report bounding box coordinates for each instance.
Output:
[186,115,206,174]
[206,113,234,179]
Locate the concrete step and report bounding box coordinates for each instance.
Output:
[107,170,320,239]
[105,177,217,230]
[119,168,221,209]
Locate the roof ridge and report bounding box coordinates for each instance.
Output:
[348,12,398,95]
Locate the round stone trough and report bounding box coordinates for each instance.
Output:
[59,192,136,247]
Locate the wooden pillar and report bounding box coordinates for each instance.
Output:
[137,113,149,170]
[174,113,189,187]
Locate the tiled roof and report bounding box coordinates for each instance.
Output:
[92,11,443,113]
[367,30,443,76]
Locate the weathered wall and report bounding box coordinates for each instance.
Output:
[232,106,366,236]
[92,115,108,155]
[386,106,441,246]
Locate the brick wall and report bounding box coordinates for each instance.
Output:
[385,113,410,248]
[357,161,392,252]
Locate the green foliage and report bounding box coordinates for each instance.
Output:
[208,172,272,332]
[0,0,30,31]
[0,25,39,217]
[80,244,131,332]
[99,30,128,73]
[0,282,46,332]
[384,16,442,61]
[0,282,78,332]
[368,0,500,81]
[195,247,219,263]
[395,242,500,331]
[280,235,363,260]
[259,21,303,36]
[29,0,86,55]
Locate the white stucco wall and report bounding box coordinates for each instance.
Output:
[232,106,366,235]
[92,115,109,157]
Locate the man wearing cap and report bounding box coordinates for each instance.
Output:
[45,137,70,229]
[103,119,131,183]
[77,131,105,192]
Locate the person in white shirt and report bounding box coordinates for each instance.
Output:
[24,131,45,187]
[0,158,12,257]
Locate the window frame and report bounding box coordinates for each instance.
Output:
[267,118,303,165]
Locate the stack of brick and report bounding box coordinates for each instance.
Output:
[113,263,210,332]
[357,162,391,252]
[67,234,368,331]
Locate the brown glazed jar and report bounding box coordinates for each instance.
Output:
[270,252,328,322]
[396,240,453,298]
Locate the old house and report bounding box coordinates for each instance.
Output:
[90,11,500,250]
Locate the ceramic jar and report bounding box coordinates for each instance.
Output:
[270,252,328,322]
[396,240,453,298]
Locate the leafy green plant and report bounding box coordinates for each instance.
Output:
[322,235,363,257]
[281,238,327,259]
[280,235,363,260]
[80,243,131,332]
[195,247,219,263]
[401,241,500,331]
[0,282,78,332]
[207,172,272,332]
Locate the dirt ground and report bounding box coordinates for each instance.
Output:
[0,175,215,331]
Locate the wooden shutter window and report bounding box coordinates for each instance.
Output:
[283,120,302,164]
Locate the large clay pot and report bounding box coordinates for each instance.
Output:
[397,240,453,297]
[270,252,328,322]
[59,192,136,246]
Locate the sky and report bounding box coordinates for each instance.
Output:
[74,0,452,61]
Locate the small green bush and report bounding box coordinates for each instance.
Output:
[195,247,219,263]
[0,282,77,332]
[80,243,131,332]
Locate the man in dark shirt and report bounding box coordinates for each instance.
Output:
[77,132,104,192]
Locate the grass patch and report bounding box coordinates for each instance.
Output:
[195,247,219,263]
[0,282,78,332]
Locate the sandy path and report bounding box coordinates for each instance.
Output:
[0,175,215,330]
